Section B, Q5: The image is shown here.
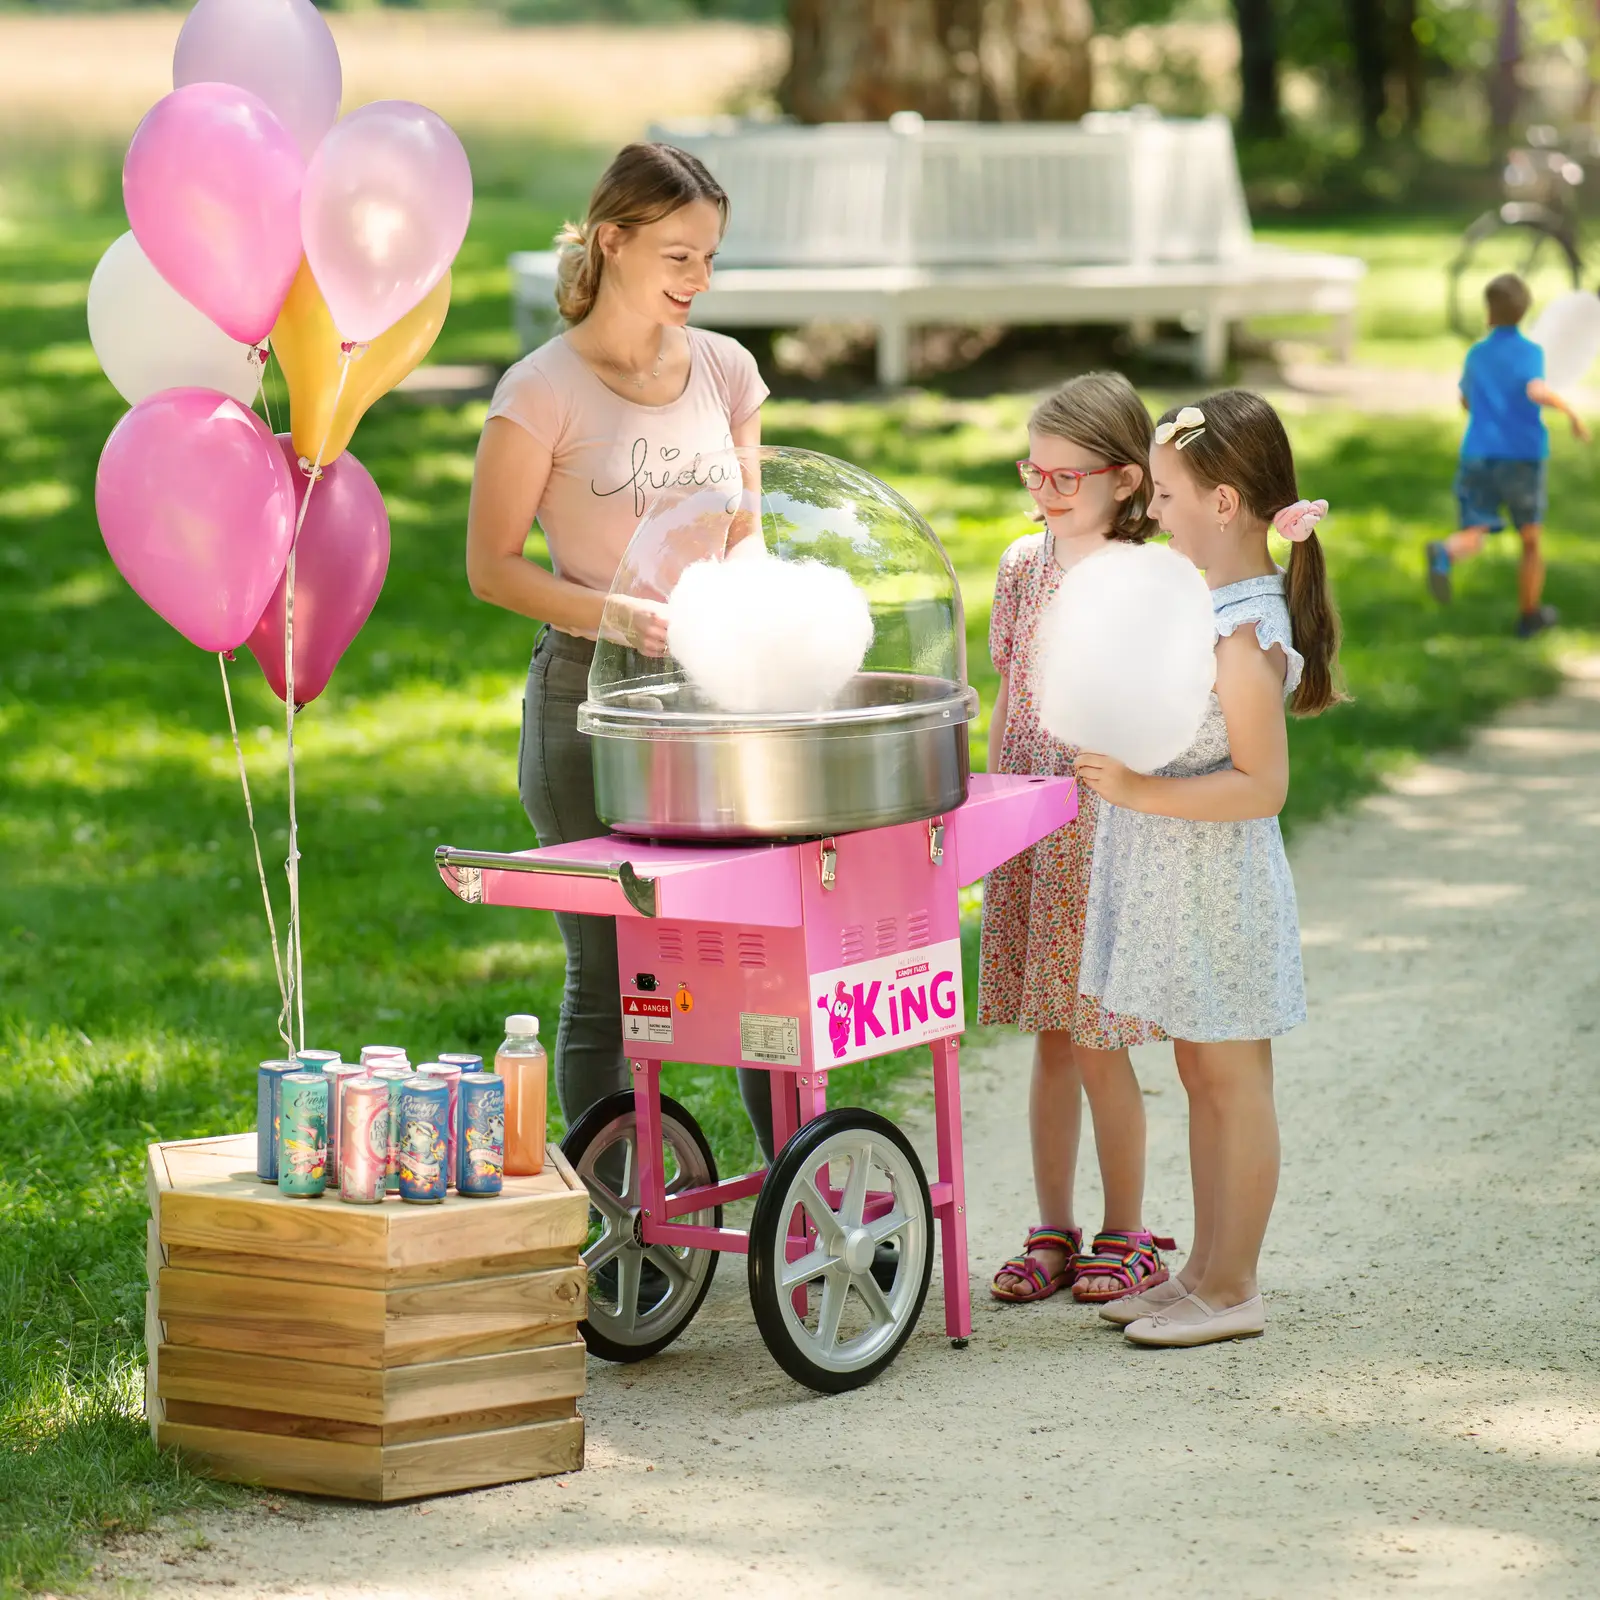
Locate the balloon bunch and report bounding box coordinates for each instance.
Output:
[88,0,473,1052]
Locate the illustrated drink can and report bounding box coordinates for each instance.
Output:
[360,1044,407,1066]
[457,1072,505,1197]
[369,1064,412,1192]
[277,1072,330,1197]
[295,1049,341,1072]
[339,1076,390,1204]
[437,1052,483,1075]
[255,1060,300,1182]
[323,1062,365,1185]
[418,1063,464,1189]
[396,1076,449,1203]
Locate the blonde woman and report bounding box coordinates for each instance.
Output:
[466,143,771,1154]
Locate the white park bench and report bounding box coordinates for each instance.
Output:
[508,110,1365,385]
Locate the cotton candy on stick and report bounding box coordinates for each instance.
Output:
[667,555,874,714]
[1035,541,1216,773]
[1529,289,1600,391]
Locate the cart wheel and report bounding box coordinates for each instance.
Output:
[747,1108,933,1393]
[562,1090,721,1364]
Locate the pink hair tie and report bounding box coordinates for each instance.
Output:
[1273,498,1328,542]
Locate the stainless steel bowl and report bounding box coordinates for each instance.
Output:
[578,672,978,841]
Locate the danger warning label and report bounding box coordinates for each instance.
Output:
[623,995,673,1044]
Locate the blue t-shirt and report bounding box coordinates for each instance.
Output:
[1460,325,1548,461]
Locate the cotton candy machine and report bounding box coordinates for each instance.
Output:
[577,446,977,841]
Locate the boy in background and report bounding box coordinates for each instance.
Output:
[1425,272,1590,637]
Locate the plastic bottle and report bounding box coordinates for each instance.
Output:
[497,1014,548,1176]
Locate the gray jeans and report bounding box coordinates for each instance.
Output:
[518,627,775,1160]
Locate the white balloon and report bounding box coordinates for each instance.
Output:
[87,232,263,408]
[1034,541,1217,773]
[668,555,874,715]
[1528,289,1600,392]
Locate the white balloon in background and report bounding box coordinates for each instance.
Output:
[1528,289,1600,392]
[1035,541,1217,774]
[87,232,263,408]
[667,556,874,715]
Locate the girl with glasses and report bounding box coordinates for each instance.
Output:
[984,372,1177,1311]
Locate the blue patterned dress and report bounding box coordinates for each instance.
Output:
[1076,574,1308,1042]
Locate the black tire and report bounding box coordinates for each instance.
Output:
[1447,205,1581,341]
[748,1108,933,1394]
[561,1090,721,1364]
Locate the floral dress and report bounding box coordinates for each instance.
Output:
[1077,574,1308,1042]
[977,531,1166,1048]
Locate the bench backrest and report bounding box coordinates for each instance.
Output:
[646,111,1253,270]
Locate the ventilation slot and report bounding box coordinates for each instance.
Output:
[658,928,685,964]
[736,933,767,969]
[841,925,867,964]
[874,917,898,955]
[696,930,725,966]
[905,910,931,949]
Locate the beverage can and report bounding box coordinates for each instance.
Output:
[255,1060,300,1182]
[417,1063,464,1189]
[322,1062,365,1185]
[277,1072,330,1197]
[396,1077,449,1203]
[457,1073,505,1197]
[339,1077,390,1204]
[359,1044,408,1067]
[437,1052,484,1075]
[369,1064,411,1193]
[295,1049,341,1072]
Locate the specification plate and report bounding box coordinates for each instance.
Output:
[739,1012,802,1067]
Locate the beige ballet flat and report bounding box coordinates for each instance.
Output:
[1098,1274,1189,1327]
[1123,1291,1266,1348]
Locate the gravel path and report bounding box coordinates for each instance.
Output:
[96,663,1600,1600]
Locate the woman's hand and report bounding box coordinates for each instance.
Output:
[1074,751,1142,807]
[611,595,672,656]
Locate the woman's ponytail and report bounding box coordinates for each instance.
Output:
[1284,530,1345,716]
[553,220,603,324]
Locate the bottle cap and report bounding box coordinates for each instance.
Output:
[505,1014,540,1036]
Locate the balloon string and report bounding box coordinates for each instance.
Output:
[281,344,358,1055]
[219,652,294,1056]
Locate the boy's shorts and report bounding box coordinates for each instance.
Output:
[1454,457,1547,532]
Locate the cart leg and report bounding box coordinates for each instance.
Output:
[768,1072,811,1318]
[930,1036,971,1345]
[631,1059,668,1230]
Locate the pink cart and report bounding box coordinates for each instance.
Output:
[436,772,1074,1393]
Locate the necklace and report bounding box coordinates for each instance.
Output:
[599,328,666,390]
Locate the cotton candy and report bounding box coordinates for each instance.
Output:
[667,554,874,715]
[1034,540,1216,774]
[1529,289,1600,392]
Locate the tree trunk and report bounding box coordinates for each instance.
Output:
[1390,0,1424,137]
[1347,0,1389,142]
[1230,0,1283,140]
[1489,0,1520,140]
[781,0,1093,124]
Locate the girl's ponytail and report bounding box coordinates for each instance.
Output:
[1283,530,1343,716]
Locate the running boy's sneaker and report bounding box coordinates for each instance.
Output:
[1424,540,1453,603]
[1516,603,1559,638]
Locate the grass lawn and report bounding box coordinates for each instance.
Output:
[5,144,1600,1595]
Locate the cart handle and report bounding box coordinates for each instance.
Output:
[434,846,659,918]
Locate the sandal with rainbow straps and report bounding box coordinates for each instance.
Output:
[1070,1229,1178,1305]
[990,1225,1083,1303]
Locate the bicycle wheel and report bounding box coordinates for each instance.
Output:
[1447,205,1581,341]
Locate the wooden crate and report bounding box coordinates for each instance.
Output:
[145,1132,589,1501]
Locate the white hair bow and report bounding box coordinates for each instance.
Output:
[1153,406,1206,449]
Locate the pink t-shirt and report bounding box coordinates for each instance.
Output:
[487,327,768,625]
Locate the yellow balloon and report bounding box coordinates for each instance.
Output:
[269,259,451,463]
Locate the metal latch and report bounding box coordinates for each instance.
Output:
[928,818,945,864]
[453,865,483,904]
[820,837,837,891]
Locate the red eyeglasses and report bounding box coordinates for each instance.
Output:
[1016,460,1126,496]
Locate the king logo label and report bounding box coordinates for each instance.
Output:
[810,938,963,1066]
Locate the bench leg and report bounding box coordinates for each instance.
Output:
[1194,311,1229,382]
[877,318,910,389]
[1332,308,1356,364]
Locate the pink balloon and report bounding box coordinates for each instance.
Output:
[174,0,342,162]
[247,438,390,706]
[124,83,304,345]
[301,100,472,343]
[95,389,296,653]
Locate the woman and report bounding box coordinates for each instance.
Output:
[466,142,774,1155]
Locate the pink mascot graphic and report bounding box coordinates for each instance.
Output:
[817,980,853,1059]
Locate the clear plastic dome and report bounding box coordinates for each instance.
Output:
[578,445,972,735]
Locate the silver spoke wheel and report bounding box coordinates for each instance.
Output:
[748,1109,933,1393]
[562,1091,721,1364]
